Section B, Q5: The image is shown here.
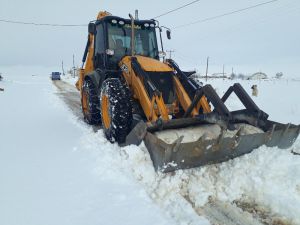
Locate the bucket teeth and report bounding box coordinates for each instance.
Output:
[124,120,300,173]
[156,125,298,172]
[171,136,184,153]
[266,124,276,142]
[216,129,224,143]
[282,123,291,136]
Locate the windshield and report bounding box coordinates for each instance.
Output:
[107,22,159,66]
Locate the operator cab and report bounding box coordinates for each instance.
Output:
[92,16,159,70]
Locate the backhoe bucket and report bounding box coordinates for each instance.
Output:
[125,119,300,173]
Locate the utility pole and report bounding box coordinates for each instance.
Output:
[205,57,209,82]
[72,54,76,78]
[135,10,139,20]
[166,50,175,59]
[62,61,65,76]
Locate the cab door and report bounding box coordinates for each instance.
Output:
[94,22,106,70]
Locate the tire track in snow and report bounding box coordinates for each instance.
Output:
[52,80,101,132]
[52,80,81,117]
[184,194,290,225]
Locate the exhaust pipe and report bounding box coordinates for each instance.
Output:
[129,14,135,56]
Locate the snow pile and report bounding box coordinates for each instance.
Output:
[155,123,264,144]
[211,146,300,222]
[61,73,78,86]
[116,141,300,224]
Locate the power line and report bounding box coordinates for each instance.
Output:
[0,19,86,27]
[154,0,202,19]
[173,0,279,29]
[0,0,279,28]
[0,0,203,27]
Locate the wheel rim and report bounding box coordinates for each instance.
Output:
[101,95,111,129]
[82,89,89,115]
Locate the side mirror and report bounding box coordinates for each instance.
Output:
[88,23,96,35]
[166,30,171,40]
[158,51,166,58]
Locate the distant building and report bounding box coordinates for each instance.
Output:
[230,73,237,79]
[248,72,268,80]
[276,72,283,79]
[211,73,228,79]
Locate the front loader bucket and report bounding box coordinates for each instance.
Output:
[124,81,300,173]
[125,120,300,173]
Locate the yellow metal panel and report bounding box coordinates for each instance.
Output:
[136,56,173,72]
[76,69,85,91]
[197,96,211,114]
[173,76,198,117]
[120,57,159,122]
[101,95,111,129]
[155,95,169,121]
[84,34,95,75]
[97,11,112,20]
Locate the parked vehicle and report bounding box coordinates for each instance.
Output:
[51,72,61,80]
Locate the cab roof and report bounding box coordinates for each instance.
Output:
[94,16,156,26]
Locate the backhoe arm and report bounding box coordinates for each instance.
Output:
[76,34,95,91]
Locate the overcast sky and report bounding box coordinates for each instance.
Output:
[1,0,299,76]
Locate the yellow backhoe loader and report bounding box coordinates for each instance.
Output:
[76,11,300,172]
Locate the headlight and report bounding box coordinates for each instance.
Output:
[119,21,125,25]
[106,49,115,56]
[159,51,166,58]
[111,19,117,24]
[150,24,155,28]
[144,23,150,28]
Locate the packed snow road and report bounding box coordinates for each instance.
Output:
[55,76,300,225]
[52,80,82,119]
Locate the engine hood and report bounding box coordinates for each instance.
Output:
[121,56,174,72]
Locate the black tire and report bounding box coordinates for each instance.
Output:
[81,79,101,125]
[100,78,132,143]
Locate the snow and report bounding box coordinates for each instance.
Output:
[0,70,175,225]
[61,73,78,86]
[1,67,300,225]
[155,123,264,144]
[155,124,222,144]
[206,78,300,124]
